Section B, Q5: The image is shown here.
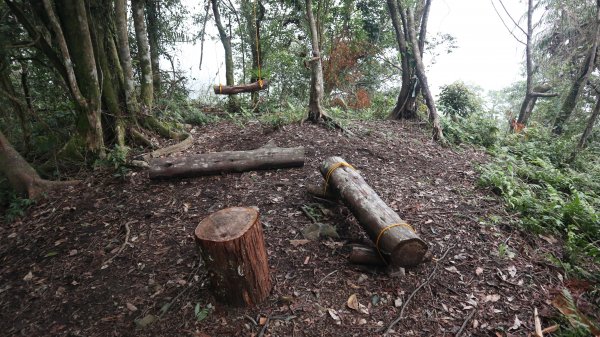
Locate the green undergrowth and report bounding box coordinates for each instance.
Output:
[445,115,600,334]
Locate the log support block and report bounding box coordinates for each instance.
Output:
[195,207,272,307]
[320,156,429,267]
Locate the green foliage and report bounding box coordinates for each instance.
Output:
[258,102,305,127]
[437,81,483,118]
[5,194,35,222]
[477,128,600,265]
[96,145,130,179]
[441,112,500,148]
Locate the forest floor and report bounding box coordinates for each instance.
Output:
[0,120,583,336]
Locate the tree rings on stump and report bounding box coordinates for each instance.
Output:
[195,207,272,307]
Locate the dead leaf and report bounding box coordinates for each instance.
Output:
[259,316,268,325]
[328,309,341,325]
[23,271,33,281]
[507,265,517,278]
[135,314,157,328]
[508,315,522,331]
[394,298,403,307]
[126,303,138,311]
[475,267,484,276]
[444,266,460,274]
[289,239,310,247]
[552,289,600,335]
[484,294,501,303]
[347,294,359,311]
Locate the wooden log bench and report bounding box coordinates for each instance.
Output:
[148,146,304,179]
[319,156,429,267]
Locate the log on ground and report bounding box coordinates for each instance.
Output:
[195,207,272,307]
[149,145,304,179]
[213,79,269,95]
[320,156,428,267]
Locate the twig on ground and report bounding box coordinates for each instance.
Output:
[382,245,454,335]
[316,270,338,285]
[103,220,135,267]
[455,308,476,337]
[534,307,543,337]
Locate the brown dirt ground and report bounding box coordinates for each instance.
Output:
[0,120,577,336]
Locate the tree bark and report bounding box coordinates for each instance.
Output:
[211,0,239,113]
[573,93,600,156]
[53,0,105,156]
[146,0,161,97]
[213,79,269,95]
[149,146,305,179]
[349,245,386,266]
[0,129,76,199]
[132,0,154,111]
[0,58,31,153]
[195,207,272,307]
[553,2,600,135]
[406,6,444,142]
[320,157,429,267]
[387,0,418,120]
[305,0,326,121]
[115,0,139,116]
[242,0,264,109]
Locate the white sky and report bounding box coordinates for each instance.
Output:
[426,0,525,94]
[171,0,527,98]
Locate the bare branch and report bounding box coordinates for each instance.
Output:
[490,0,527,45]
[497,0,527,36]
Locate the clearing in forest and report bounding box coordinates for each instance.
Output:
[0,121,569,336]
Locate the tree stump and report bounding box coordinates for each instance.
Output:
[320,156,429,267]
[194,207,271,307]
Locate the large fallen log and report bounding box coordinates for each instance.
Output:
[195,207,272,306]
[213,79,269,95]
[149,146,304,179]
[320,156,428,267]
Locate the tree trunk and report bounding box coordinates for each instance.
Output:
[242,0,264,109]
[553,3,600,135]
[305,0,326,121]
[146,0,161,97]
[149,145,305,179]
[195,207,272,307]
[573,93,600,157]
[211,0,239,113]
[386,0,418,120]
[213,79,269,95]
[406,6,444,142]
[132,0,154,111]
[0,58,31,153]
[53,0,105,157]
[115,0,139,116]
[320,157,429,267]
[0,129,72,199]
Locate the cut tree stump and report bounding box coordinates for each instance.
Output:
[149,146,304,179]
[194,207,272,307]
[213,79,269,95]
[320,156,429,267]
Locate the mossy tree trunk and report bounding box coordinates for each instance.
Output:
[0,56,31,153]
[146,0,161,98]
[242,0,265,110]
[115,0,140,117]
[211,0,240,113]
[0,129,69,199]
[305,0,326,122]
[553,1,600,135]
[52,0,105,158]
[132,0,154,111]
[405,5,444,142]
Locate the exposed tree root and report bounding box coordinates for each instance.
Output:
[129,127,156,149]
[141,133,193,161]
